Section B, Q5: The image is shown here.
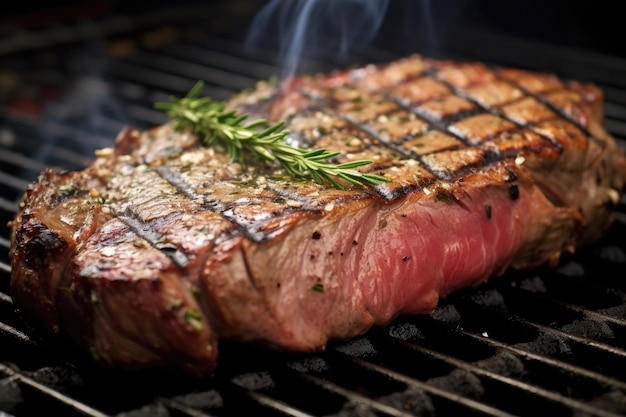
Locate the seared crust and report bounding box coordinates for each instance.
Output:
[9,55,626,375]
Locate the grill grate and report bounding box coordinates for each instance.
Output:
[1,2,626,416]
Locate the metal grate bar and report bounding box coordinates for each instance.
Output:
[0,172,30,192]
[108,60,206,96]
[125,49,262,92]
[247,391,318,417]
[512,316,626,360]
[298,372,417,417]
[0,237,10,250]
[523,294,626,328]
[0,322,40,350]
[188,34,339,75]
[0,149,47,175]
[384,335,624,417]
[0,198,19,214]
[335,353,517,417]
[157,397,220,417]
[0,5,215,57]
[457,325,626,393]
[161,42,281,80]
[0,364,109,417]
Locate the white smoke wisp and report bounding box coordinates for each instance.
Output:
[245,0,390,80]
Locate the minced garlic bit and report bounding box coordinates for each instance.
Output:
[94,147,114,157]
[180,151,206,164]
[101,247,115,257]
[287,200,303,208]
[133,239,147,248]
[324,203,335,212]
[608,188,620,205]
[515,155,526,166]
[89,189,101,198]
[349,137,363,147]
[96,168,112,178]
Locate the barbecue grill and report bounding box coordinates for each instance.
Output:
[2,1,626,416]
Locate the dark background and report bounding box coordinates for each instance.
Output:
[1,0,625,58]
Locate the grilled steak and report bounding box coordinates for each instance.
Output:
[9,55,626,375]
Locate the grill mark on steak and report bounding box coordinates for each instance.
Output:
[154,163,329,243]
[264,183,325,209]
[292,90,393,147]
[116,209,190,268]
[154,165,197,200]
[295,82,499,185]
[494,71,603,145]
[388,95,469,145]
[340,113,414,158]
[154,164,266,243]
[288,69,557,195]
[290,88,447,197]
[427,68,565,155]
[296,90,476,195]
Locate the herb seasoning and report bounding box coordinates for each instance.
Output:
[184,309,203,331]
[312,283,324,293]
[156,81,390,189]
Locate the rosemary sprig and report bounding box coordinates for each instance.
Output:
[155,81,390,189]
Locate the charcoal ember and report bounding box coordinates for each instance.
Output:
[116,403,170,417]
[427,369,484,399]
[431,304,462,324]
[171,390,224,410]
[329,401,379,417]
[560,320,614,342]
[287,357,329,373]
[384,322,424,342]
[469,288,506,309]
[575,391,626,417]
[597,245,626,264]
[556,261,585,278]
[474,352,525,377]
[333,337,378,359]
[0,378,22,413]
[27,365,83,392]
[519,276,548,293]
[516,333,571,357]
[379,387,435,416]
[230,371,275,391]
[599,305,626,320]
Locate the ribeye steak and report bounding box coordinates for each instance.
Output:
[9,55,626,375]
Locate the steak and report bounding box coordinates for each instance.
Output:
[9,55,626,376]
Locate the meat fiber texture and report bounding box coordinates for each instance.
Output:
[9,55,626,375]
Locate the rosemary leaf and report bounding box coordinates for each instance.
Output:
[156,81,390,189]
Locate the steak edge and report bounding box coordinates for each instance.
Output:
[9,55,626,375]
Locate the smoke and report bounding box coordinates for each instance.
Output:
[245,0,390,79]
[31,40,129,174]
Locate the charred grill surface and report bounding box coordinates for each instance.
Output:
[8,55,626,375]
